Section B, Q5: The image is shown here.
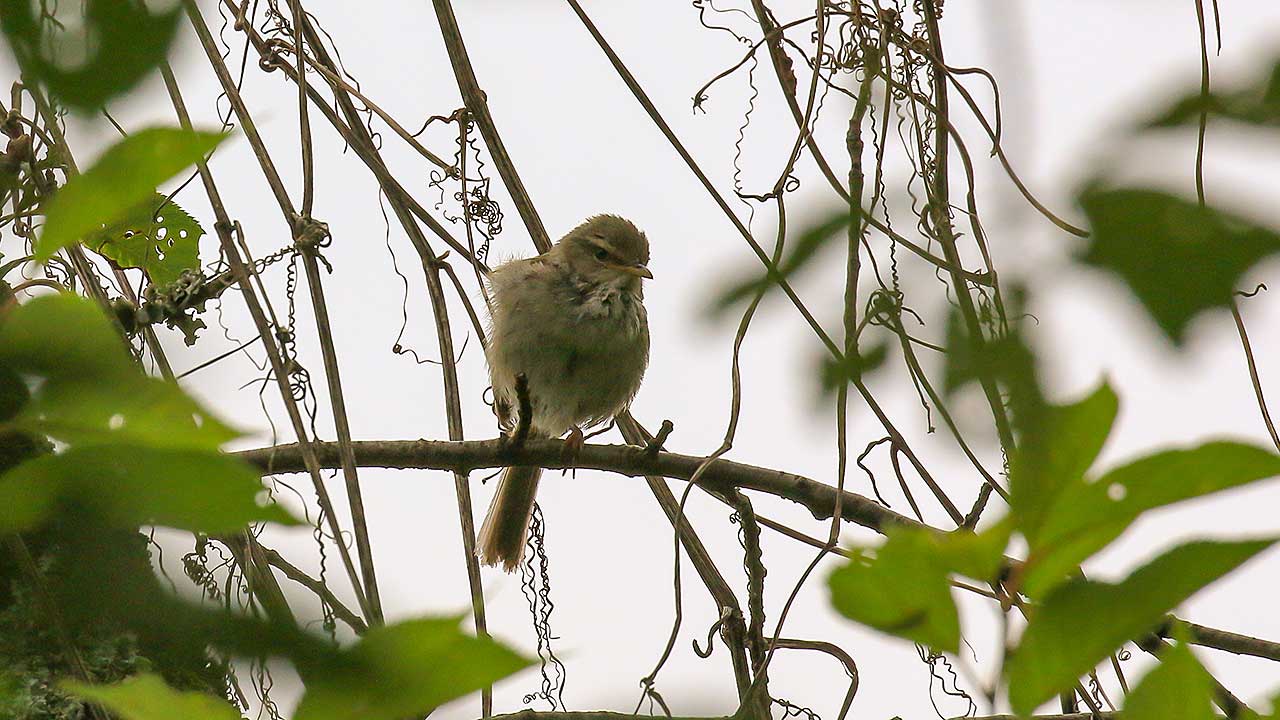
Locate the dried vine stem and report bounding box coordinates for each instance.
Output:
[183,0,378,624]
[430,0,550,251]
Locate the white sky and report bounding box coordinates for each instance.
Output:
[7,1,1280,718]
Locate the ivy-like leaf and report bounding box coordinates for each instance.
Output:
[1024,441,1280,596]
[0,0,182,111]
[1078,186,1280,345]
[0,445,300,534]
[1007,538,1276,715]
[294,616,531,720]
[61,674,240,720]
[36,128,225,263]
[828,523,1011,653]
[712,210,852,312]
[1122,641,1216,720]
[85,193,204,287]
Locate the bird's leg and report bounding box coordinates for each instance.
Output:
[561,425,585,475]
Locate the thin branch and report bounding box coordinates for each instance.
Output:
[430,0,550,250]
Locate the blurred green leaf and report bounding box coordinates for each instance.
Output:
[36,128,225,263]
[828,523,1009,653]
[0,295,240,450]
[0,364,28,421]
[1122,641,1216,720]
[0,0,182,111]
[1147,61,1280,130]
[1024,442,1280,596]
[0,445,299,533]
[1078,186,1280,345]
[0,293,134,379]
[86,193,204,287]
[16,375,240,451]
[818,341,888,395]
[712,210,851,311]
[294,616,531,720]
[61,674,241,720]
[1007,538,1276,715]
[1012,381,1119,546]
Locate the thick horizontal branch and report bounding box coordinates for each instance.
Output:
[237,438,919,535]
[234,438,1280,665]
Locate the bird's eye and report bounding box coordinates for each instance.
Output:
[594,248,609,261]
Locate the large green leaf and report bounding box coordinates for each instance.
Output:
[1024,442,1280,596]
[1147,61,1280,130]
[1007,538,1276,715]
[828,522,1010,653]
[0,0,182,111]
[85,192,204,287]
[0,295,239,450]
[36,128,225,262]
[0,293,134,380]
[0,445,299,533]
[16,375,239,451]
[61,674,240,720]
[294,616,531,720]
[712,210,852,311]
[1078,186,1280,345]
[1012,381,1119,546]
[1122,641,1216,720]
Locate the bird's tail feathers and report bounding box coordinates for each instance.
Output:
[476,465,542,572]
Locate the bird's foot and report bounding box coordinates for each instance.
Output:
[561,426,585,477]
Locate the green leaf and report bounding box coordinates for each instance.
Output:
[294,616,531,720]
[0,0,182,111]
[36,128,226,262]
[1078,186,1280,345]
[85,193,204,287]
[1013,381,1119,546]
[1024,442,1280,596]
[1007,538,1276,715]
[1147,61,1280,130]
[0,445,299,533]
[712,210,852,311]
[1123,641,1216,720]
[16,375,240,451]
[61,674,241,720]
[0,293,134,380]
[0,363,28,421]
[827,523,1008,653]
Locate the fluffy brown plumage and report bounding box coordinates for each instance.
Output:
[477,215,652,571]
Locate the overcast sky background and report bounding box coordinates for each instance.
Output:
[7,1,1280,718]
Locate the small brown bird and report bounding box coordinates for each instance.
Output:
[477,215,652,571]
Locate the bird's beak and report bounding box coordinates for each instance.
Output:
[613,262,654,279]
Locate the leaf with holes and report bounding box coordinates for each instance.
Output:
[1078,186,1280,345]
[85,192,204,287]
[0,0,182,111]
[35,127,226,263]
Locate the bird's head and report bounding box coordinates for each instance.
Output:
[557,214,652,289]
